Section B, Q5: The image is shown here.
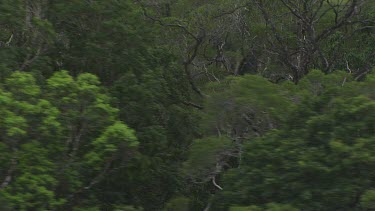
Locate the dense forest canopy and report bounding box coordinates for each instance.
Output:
[0,0,374,210]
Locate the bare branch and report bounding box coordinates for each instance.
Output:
[316,0,361,42]
[181,101,203,109]
[5,34,13,46]
[212,176,223,190]
[354,69,372,80]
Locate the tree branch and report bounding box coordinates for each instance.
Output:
[212,176,223,190]
[182,101,203,109]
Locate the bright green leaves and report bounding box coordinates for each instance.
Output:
[0,72,63,209]
[0,72,43,140]
[0,70,137,210]
[46,70,80,112]
[76,73,101,97]
[86,121,138,168]
[97,122,138,148]
[2,112,27,137]
[46,70,119,132]
[46,70,76,97]
[1,141,64,210]
[5,71,40,99]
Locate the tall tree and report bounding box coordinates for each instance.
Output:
[0,71,139,210]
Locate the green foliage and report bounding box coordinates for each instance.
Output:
[107,54,198,209]
[230,206,262,211]
[113,205,144,211]
[0,71,137,210]
[86,122,138,168]
[165,197,191,211]
[360,189,375,210]
[0,0,374,210]
[183,137,235,182]
[212,71,375,210]
[1,141,65,210]
[230,203,298,211]
[5,72,40,99]
[203,74,292,138]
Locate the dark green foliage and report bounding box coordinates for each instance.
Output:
[211,72,375,210]
[0,0,374,210]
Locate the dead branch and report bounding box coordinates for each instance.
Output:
[212,176,223,190]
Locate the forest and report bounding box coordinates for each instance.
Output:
[0,0,374,210]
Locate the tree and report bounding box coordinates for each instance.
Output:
[0,71,139,210]
[140,0,374,92]
[1,1,374,210]
[212,71,375,210]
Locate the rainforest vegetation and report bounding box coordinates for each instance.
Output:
[0,0,374,210]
